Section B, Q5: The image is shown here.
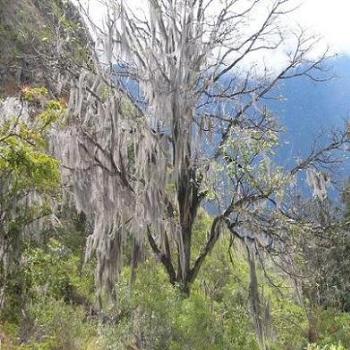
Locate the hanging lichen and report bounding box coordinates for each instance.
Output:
[57,0,340,303]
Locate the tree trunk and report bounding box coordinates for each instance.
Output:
[177,162,200,296]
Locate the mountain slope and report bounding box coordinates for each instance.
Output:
[0,0,90,96]
[272,55,350,169]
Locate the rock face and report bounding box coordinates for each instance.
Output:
[0,0,91,96]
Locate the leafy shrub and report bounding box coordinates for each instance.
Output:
[21,297,95,350]
[97,255,259,350]
[21,87,48,103]
[316,309,350,348]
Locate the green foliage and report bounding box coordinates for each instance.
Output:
[315,309,350,348]
[21,298,95,350]
[97,259,259,350]
[24,238,93,302]
[270,297,308,349]
[2,195,350,350]
[30,0,92,67]
[37,100,66,126]
[98,221,268,350]
[307,344,346,350]
[0,119,60,194]
[21,87,48,103]
[0,95,62,323]
[93,214,350,350]
[0,0,91,97]
[2,218,350,350]
[0,216,96,349]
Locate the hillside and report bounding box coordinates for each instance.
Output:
[273,56,350,169]
[0,0,90,96]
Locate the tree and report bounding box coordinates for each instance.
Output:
[0,89,62,315]
[56,0,349,303]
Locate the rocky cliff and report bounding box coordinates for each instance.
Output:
[0,0,90,96]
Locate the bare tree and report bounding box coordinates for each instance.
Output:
[55,0,348,307]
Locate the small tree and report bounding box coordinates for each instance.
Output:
[57,0,348,304]
[0,91,62,315]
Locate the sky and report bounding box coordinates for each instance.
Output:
[296,0,350,55]
[78,0,350,57]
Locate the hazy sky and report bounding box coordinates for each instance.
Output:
[296,0,350,55]
[81,0,350,56]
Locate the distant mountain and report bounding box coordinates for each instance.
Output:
[119,56,350,179]
[271,55,350,173]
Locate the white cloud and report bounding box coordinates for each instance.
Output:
[294,0,350,55]
[79,0,350,62]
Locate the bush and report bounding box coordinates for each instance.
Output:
[97,255,259,350]
[316,309,350,348]
[21,297,95,350]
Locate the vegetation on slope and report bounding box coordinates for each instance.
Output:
[0,0,90,96]
[1,210,350,349]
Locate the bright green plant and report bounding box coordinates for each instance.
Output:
[0,95,61,322]
[307,343,346,350]
[21,87,48,103]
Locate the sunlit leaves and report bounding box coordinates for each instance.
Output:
[0,95,61,281]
